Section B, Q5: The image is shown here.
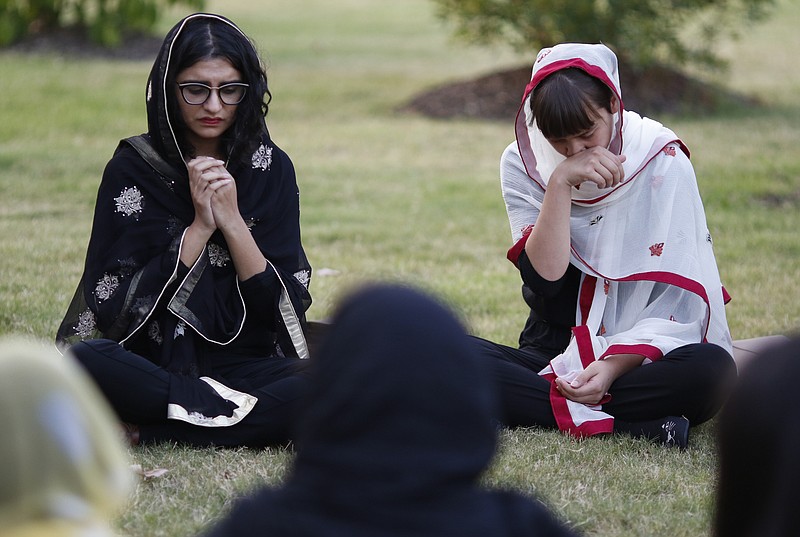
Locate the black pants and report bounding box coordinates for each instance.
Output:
[473,337,737,429]
[69,339,310,447]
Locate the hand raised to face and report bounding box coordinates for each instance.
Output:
[551,147,626,190]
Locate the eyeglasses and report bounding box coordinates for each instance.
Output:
[177,82,249,105]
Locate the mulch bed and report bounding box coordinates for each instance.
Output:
[398,63,760,122]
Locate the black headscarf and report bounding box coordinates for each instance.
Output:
[57,13,312,376]
[145,13,270,168]
[204,285,577,537]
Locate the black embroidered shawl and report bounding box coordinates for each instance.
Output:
[56,14,312,377]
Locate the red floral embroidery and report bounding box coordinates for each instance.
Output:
[536,49,553,64]
[649,242,665,256]
[603,279,610,295]
[662,146,676,157]
[520,224,534,237]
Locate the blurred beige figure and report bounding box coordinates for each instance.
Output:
[0,338,133,537]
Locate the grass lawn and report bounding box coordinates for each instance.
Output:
[1,0,798,535]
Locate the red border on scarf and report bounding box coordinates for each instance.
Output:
[601,343,663,363]
[578,276,596,327]
[506,229,531,266]
[549,382,615,438]
[545,325,614,437]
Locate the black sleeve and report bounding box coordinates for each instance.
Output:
[517,249,573,299]
[237,269,280,324]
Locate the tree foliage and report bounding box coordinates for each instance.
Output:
[431,0,775,72]
[0,0,205,47]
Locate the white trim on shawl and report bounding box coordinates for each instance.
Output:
[167,376,257,426]
[267,259,310,360]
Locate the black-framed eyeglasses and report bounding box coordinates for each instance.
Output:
[177,82,249,105]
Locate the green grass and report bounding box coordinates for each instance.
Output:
[2,0,799,535]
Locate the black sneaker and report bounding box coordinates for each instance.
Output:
[660,416,689,450]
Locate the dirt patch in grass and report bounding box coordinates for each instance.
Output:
[399,63,760,122]
[757,189,800,209]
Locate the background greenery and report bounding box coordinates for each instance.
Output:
[1,0,798,535]
[432,0,774,71]
[0,0,205,46]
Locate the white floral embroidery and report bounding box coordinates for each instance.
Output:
[73,309,96,339]
[187,411,217,424]
[208,243,231,267]
[174,321,186,339]
[148,321,163,345]
[114,186,144,217]
[294,269,311,289]
[251,143,273,171]
[94,273,120,302]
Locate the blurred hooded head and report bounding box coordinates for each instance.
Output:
[0,338,132,537]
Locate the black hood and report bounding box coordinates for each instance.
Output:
[289,285,499,518]
[202,285,579,537]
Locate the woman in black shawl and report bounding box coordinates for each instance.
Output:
[203,284,578,537]
[56,13,313,447]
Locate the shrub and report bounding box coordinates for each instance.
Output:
[0,0,205,47]
[431,0,774,72]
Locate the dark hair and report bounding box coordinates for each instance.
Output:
[166,17,271,164]
[529,68,614,140]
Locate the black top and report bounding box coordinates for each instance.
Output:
[516,250,581,354]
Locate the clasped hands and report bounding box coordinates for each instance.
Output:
[187,156,240,233]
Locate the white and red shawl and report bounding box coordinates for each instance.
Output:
[501,43,733,437]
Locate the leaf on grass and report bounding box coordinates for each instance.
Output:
[130,464,169,479]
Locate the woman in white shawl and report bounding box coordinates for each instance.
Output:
[474,43,736,448]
